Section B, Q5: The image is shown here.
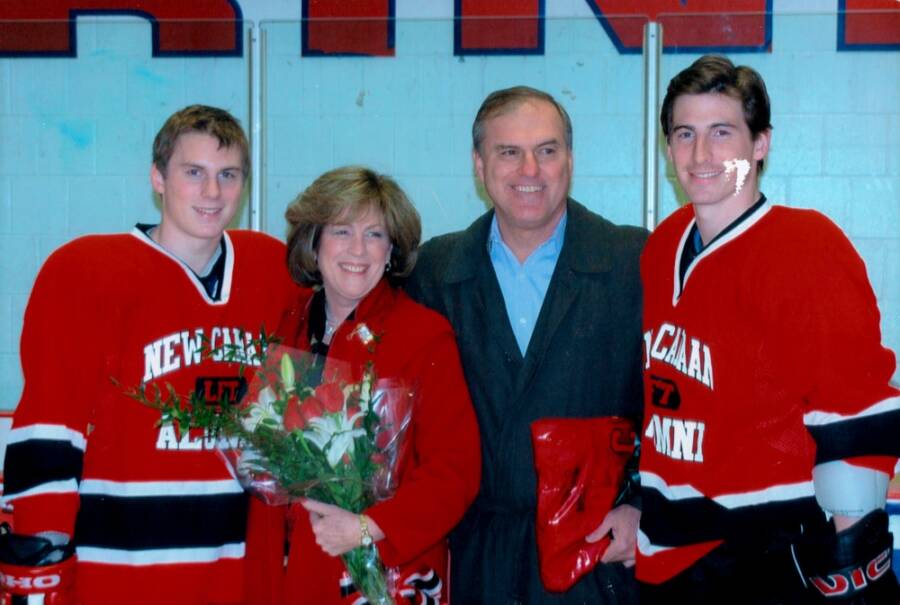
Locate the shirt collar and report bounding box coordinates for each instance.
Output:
[441,199,617,284]
[487,210,568,262]
[692,193,768,254]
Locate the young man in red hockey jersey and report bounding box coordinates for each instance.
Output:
[637,55,900,604]
[0,105,297,605]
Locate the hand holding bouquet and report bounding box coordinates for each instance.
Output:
[132,339,412,605]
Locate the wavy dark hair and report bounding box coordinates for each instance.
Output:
[285,166,421,287]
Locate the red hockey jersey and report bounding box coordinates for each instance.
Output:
[636,202,900,584]
[4,228,298,605]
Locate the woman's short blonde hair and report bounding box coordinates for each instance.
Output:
[285,166,421,287]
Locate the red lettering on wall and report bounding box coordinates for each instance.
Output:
[302,0,394,56]
[0,0,895,58]
[839,0,900,50]
[586,1,770,53]
[455,0,542,55]
[0,0,242,57]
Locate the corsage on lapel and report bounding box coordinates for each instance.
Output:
[349,322,381,353]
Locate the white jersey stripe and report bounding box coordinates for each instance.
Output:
[640,471,704,500]
[804,394,900,427]
[7,424,86,450]
[641,470,814,509]
[130,228,234,306]
[2,478,78,503]
[80,478,243,497]
[713,480,814,508]
[77,542,245,566]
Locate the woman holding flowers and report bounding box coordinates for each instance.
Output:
[252,166,480,605]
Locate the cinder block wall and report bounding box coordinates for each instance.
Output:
[1,12,898,411]
[261,17,645,242]
[0,21,251,411]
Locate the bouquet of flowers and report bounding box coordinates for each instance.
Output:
[131,340,412,605]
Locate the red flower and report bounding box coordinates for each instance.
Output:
[315,383,345,413]
[282,395,304,431]
[300,397,325,424]
[284,395,326,431]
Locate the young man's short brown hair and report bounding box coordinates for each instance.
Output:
[661,55,771,171]
[152,105,250,178]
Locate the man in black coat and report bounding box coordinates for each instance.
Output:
[406,86,647,604]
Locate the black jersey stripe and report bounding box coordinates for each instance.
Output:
[405,568,442,594]
[3,440,83,497]
[74,492,248,550]
[640,487,822,548]
[807,408,900,464]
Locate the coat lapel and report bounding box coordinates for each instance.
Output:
[441,201,615,413]
[442,211,523,365]
[514,200,615,402]
[478,263,525,364]
[515,258,576,395]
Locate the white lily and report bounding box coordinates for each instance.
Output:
[280,354,296,393]
[242,386,281,432]
[303,410,367,468]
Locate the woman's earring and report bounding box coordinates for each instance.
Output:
[385,259,392,272]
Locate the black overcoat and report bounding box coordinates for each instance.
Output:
[406,200,648,604]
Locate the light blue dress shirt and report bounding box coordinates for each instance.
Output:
[488,212,567,355]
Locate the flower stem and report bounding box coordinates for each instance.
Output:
[341,545,395,605]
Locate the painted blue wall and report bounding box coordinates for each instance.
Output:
[0,11,898,415]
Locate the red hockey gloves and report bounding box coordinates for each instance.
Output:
[531,417,636,592]
[794,509,900,604]
[0,532,77,605]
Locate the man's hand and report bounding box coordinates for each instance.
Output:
[586,503,640,567]
[301,499,384,557]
